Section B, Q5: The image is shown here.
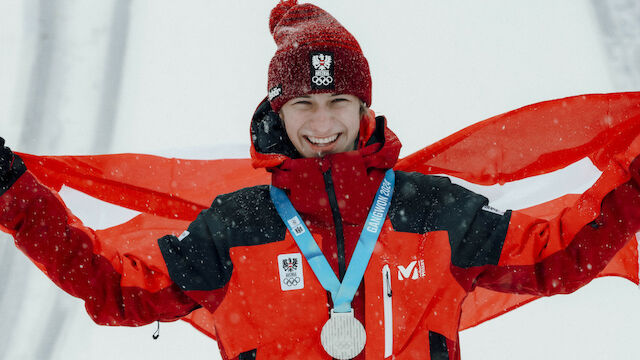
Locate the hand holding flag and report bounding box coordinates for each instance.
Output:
[0,137,26,195]
[0,137,12,182]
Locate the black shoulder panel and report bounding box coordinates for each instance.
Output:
[389,171,511,268]
[159,186,286,291]
[210,185,287,247]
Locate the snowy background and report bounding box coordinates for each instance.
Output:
[1,0,640,359]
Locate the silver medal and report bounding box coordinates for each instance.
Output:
[320,309,366,359]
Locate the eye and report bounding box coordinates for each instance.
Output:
[331,97,349,103]
[293,100,312,106]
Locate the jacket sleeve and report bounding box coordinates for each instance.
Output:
[157,205,234,311]
[0,169,202,326]
[452,156,640,296]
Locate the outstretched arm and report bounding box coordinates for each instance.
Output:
[0,139,199,326]
[453,156,640,296]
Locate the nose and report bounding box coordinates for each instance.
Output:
[308,105,333,133]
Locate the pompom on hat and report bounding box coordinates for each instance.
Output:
[267,0,372,112]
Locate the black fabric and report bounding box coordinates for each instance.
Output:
[159,186,286,291]
[250,97,300,158]
[238,349,257,360]
[428,331,450,360]
[323,169,347,280]
[389,171,511,268]
[0,150,26,197]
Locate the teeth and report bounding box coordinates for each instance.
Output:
[308,134,338,145]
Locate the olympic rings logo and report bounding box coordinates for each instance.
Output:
[312,75,333,86]
[284,277,301,287]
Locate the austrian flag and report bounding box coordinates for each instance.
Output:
[10,91,640,338]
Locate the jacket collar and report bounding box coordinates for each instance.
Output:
[250,97,402,225]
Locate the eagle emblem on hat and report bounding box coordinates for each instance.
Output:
[312,53,332,70]
[310,52,335,89]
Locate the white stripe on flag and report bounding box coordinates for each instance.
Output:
[59,185,141,230]
[445,157,602,211]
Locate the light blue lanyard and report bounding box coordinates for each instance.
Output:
[270,169,395,313]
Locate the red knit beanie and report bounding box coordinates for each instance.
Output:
[267,0,372,112]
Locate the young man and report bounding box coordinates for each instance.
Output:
[2,1,640,359]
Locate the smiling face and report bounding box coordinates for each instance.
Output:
[279,93,362,158]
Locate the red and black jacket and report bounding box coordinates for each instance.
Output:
[1,98,640,360]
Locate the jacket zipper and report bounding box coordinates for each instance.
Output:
[382,264,393,358]
[322,169,347,280]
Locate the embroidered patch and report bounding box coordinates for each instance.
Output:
[268,84,282,101]
[278,253,304,291]
[397,259,426,280]
[310,52,335,90]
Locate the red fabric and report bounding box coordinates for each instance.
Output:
[4,91,640,342]
[15,155,269,220]
[0,172,198,326]
[396,92,640,184]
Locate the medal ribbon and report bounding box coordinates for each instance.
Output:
[270,169,395,313]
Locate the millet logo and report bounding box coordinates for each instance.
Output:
[397,260,426,280]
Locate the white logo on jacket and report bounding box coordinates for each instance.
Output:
[397,260,426,280]
[278,253,304,290]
